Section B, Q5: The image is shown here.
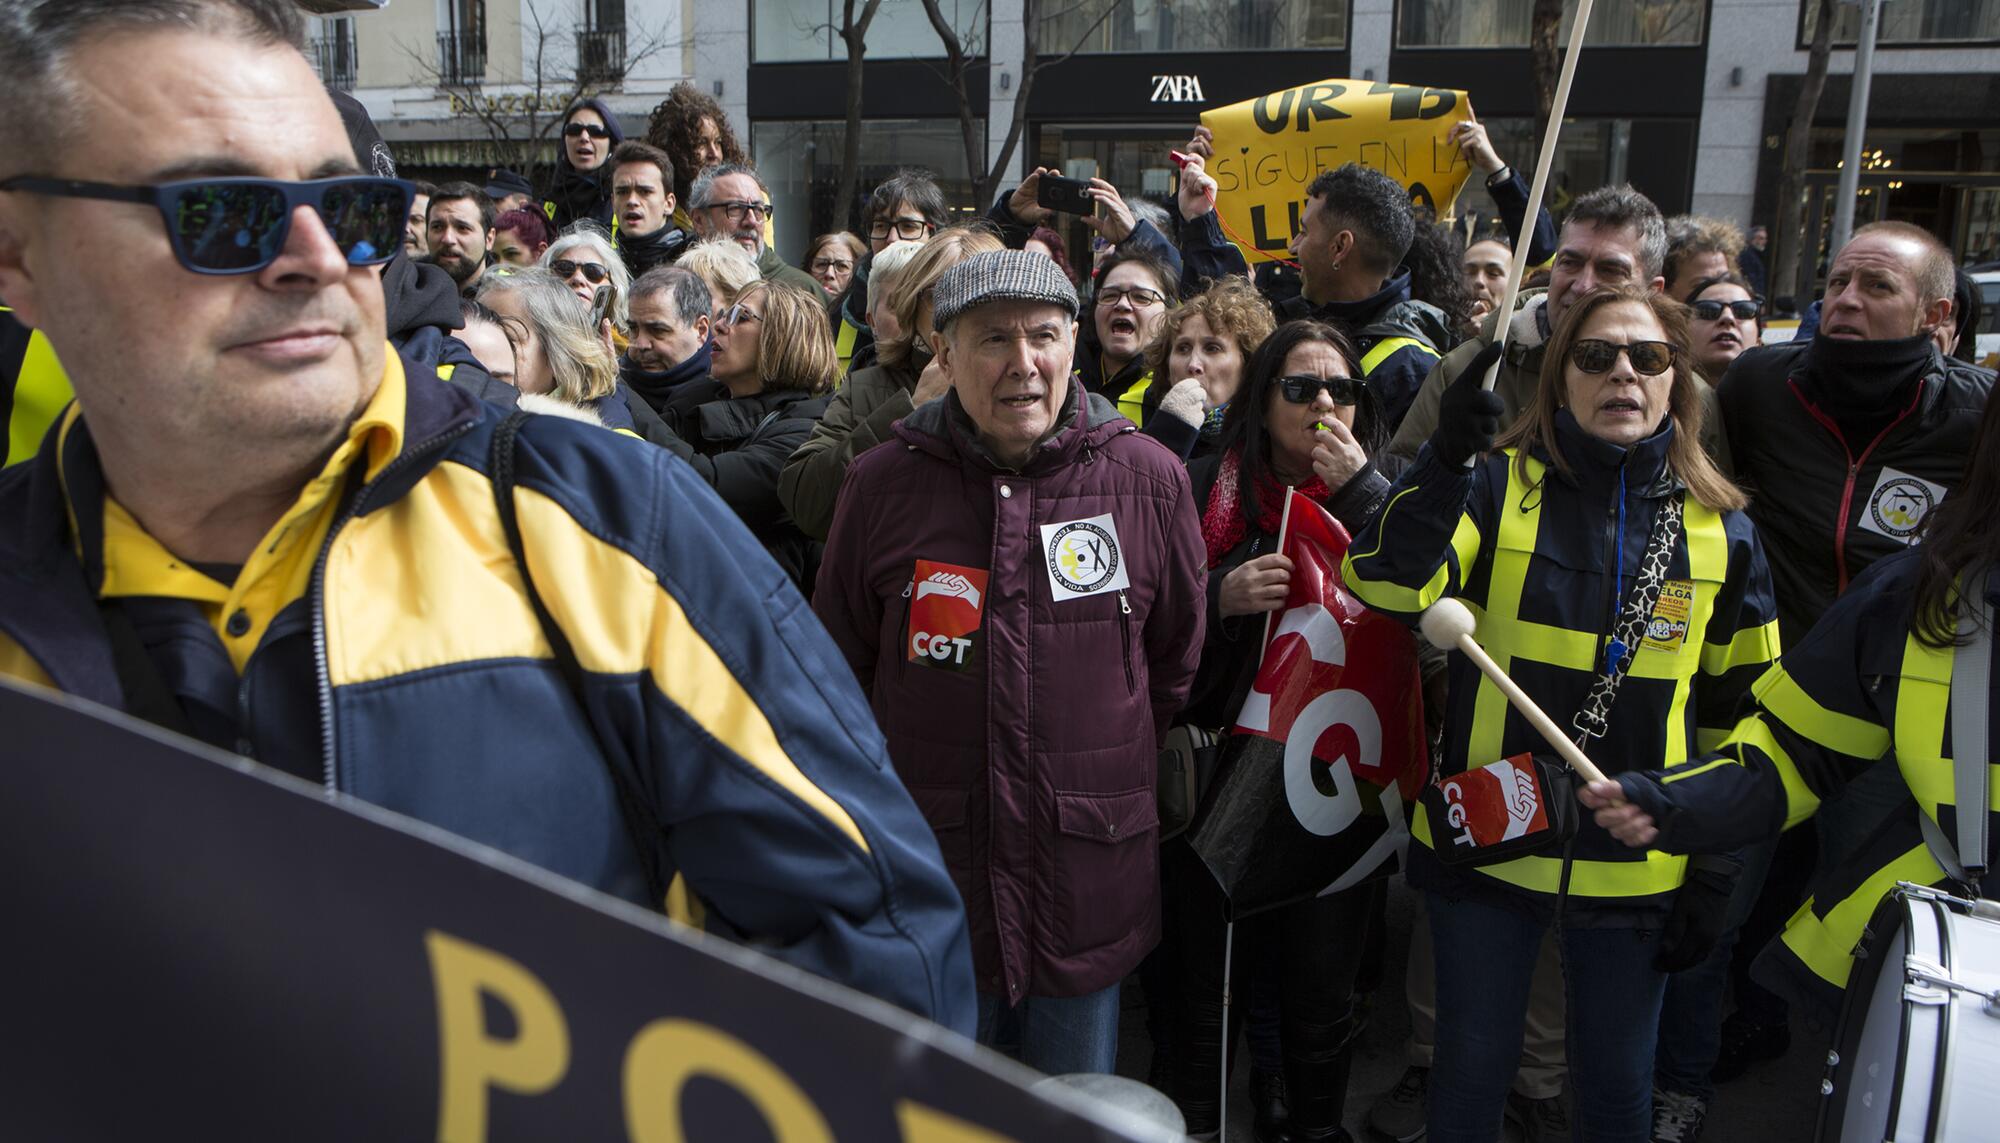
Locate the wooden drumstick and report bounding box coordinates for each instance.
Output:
[1419,597,1612,786]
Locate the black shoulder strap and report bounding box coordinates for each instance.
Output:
[490,410,669,910]
[97,598,197,738]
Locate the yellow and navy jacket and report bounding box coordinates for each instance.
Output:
[1344,414,1780,921]
[1617,551,2000,1009]
[1302,268,1452,435]
[2,307,72,469]
[0,352,975,1031]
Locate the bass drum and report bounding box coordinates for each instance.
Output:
[1818,884,2000,1142]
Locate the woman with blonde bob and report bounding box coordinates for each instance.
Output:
[657,280,840,589]
[677,237,762,317]
[1344,285,1779,1142]
[1142,276,1279,461]
[778,225,1005,541]
[476,268,636,431]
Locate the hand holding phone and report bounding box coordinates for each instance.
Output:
[1035,174,1096,215]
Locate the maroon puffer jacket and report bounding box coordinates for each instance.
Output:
[814,385,1206,1001]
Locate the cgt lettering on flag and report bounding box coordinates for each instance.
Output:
[1187,490,1427,919]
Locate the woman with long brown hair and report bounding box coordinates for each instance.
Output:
[1345,285,1781,1142]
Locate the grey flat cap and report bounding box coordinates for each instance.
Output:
[932,249,1080,329]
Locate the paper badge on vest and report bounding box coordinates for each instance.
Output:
[1859,467,1947,546]
[1039,513,1131,601]
[907,560,989,672]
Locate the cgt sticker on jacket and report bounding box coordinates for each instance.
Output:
[1859,467,1947,546]
[908,560,989,671]
[1039,513,1131,601]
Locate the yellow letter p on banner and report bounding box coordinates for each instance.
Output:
[1199,79,1474,266]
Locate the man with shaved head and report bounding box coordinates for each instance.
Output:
[0,0,971,1031]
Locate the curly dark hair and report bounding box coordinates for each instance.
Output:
[644,81,745,206]
[1404,208,1476,337]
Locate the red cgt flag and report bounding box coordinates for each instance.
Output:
[1187,489,1427,919]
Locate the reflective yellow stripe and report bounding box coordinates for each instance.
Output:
[7,326,73,469]
[1720,716,1822,827]
[1780,843,1943,987]
[512,486,872,856]
[1701,620,1780,677]
[1342,489,1481,614]
[1115,371,1154,425]
[1410,810,1689,895]
[437,363,457,381]
[835,320,858,370]
[1752,666,1893,760]
[1360,335,1437,376]
[614,427,643,440]
[1465,456,1542,764]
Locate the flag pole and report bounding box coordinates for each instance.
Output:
[1218,920,1236,1141]
[1260,489,1298,650]
[1481,0,1596,391]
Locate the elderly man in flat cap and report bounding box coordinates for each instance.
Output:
[815,249,1206,1073]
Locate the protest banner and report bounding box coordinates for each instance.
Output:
[1187,491,1426,920]
[0,679,1169,1143]
[1199,79,1475,264]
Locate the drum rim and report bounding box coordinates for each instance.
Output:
[1817,889,1953,1142]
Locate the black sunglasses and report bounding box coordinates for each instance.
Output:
[1276,374,1363,406]
[1570,338,1675,376]
[0,174,412,275]
[551,259,609,283]
[1689,298,1760,322]
[563,122,612,139]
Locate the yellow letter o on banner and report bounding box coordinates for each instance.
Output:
[623,1019,835,1143]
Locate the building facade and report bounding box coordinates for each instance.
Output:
[310,0,697,185]
[325,0,1999,286]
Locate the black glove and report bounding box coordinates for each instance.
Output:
[1654,851,1744,973]
[1429,341,1506,468]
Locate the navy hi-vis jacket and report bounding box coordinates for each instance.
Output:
[0,357,975,1032]
[1617,553,2000,1009]
[1344,413,1780,920]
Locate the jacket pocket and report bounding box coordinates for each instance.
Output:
[907,784,976,908]
[1049,787,1158,958]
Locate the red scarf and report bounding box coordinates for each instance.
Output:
[1200,448,1330,569]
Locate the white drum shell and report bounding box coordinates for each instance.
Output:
[1825,888,2000,1142]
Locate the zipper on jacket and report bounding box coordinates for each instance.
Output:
[1788,379,1925,596]
[1118,590,1135,694]
[309,419,478,795]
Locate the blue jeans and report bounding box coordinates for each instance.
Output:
[1655,841,1774,1100]
[1427,892,1667,1143]
[977,984,1121,1075]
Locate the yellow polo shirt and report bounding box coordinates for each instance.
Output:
[0,352,408,686]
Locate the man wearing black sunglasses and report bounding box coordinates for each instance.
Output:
[0,0,974,1041]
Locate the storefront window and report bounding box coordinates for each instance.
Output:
[1802,0,2000,45]
[751,119,985,264]
[1043,0,1346,54]
[1397,0,1702,47]
[754,0,985,63]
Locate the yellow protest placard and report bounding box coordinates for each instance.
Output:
[1200,79,1475,264]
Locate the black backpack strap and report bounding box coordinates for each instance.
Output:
[490,410,669,909]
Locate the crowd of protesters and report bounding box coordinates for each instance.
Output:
[3,5,1998,1143]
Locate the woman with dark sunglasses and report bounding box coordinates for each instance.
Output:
[1158,319,1403,1142]
[542,97,625,233]
[1344,286,1779,1142]
[1682,273,1761,384]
